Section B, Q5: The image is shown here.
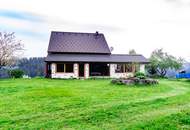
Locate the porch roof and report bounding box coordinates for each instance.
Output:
[45,54,149,63]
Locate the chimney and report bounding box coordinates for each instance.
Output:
[96,31,99,36]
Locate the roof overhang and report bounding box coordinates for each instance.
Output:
[45,54,149,64]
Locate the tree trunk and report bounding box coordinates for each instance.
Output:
[157,68,167,77]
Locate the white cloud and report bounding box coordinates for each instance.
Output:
[0,17,47,34]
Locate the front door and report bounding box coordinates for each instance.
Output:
[79,63,84,77]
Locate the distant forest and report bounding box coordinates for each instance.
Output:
[0,57,45,78]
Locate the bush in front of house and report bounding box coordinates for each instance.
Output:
[8,69,24,78]
[135,72,146,79]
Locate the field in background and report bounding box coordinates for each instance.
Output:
[0,78,190,129]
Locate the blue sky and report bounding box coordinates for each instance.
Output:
[0,10,48,38]
[0,0,190,61]
[0,10,43,22]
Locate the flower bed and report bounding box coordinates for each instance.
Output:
[111,77,158,85]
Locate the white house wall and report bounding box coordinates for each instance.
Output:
[51,63,79,78]
[140,64,145,73]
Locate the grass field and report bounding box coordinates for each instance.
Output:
[0,78,190,129]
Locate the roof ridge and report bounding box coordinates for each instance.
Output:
[51,31,103,35]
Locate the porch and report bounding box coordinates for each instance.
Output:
[45,62,145,79]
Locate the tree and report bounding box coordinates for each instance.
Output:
[18,57,45,77]
[129,49,137,55]
[147,49,183,77]
[0,32,23,69]
[110,46,114,52]
[128,49,139,72]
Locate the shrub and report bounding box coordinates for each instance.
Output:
[8,69,24,78]
[135,72,146,79]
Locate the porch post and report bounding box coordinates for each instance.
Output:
[51,63,56,76]
[84,63,89,79]
[74,63,79,78]
[110,64,116,78]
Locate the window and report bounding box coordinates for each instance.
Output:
[125,64,133,72]
[56,63,74,73]
[115,64,133,73]
[65,63,74,72]
[115,64,125,73]
[56,63,65,72]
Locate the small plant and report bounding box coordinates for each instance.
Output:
[8,69,24,78]
[135,72,146,79]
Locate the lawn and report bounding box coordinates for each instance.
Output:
[0,78,190,129]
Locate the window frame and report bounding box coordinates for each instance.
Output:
[65,63,74,73]
[56,63,74,73]
[125,64,133,73]
[115,64,125,73]
[56,63,65,73]
[115,64,134,73]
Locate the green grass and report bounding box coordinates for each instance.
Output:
[0,78,190,129]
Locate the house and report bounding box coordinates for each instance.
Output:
[45,31,149,79]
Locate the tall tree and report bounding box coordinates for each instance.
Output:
[0,32,23,68]
[147,49,183,77]
[129,49,139,72]
[129,49,137,55]
[18,57,45,77]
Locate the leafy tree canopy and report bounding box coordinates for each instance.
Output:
[129,49,137,55]
[147,49,183,77]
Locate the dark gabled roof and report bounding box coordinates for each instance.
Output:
[45,54,149,63]
[48,31,111,54]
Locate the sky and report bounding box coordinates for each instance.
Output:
[0,0,190,61]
